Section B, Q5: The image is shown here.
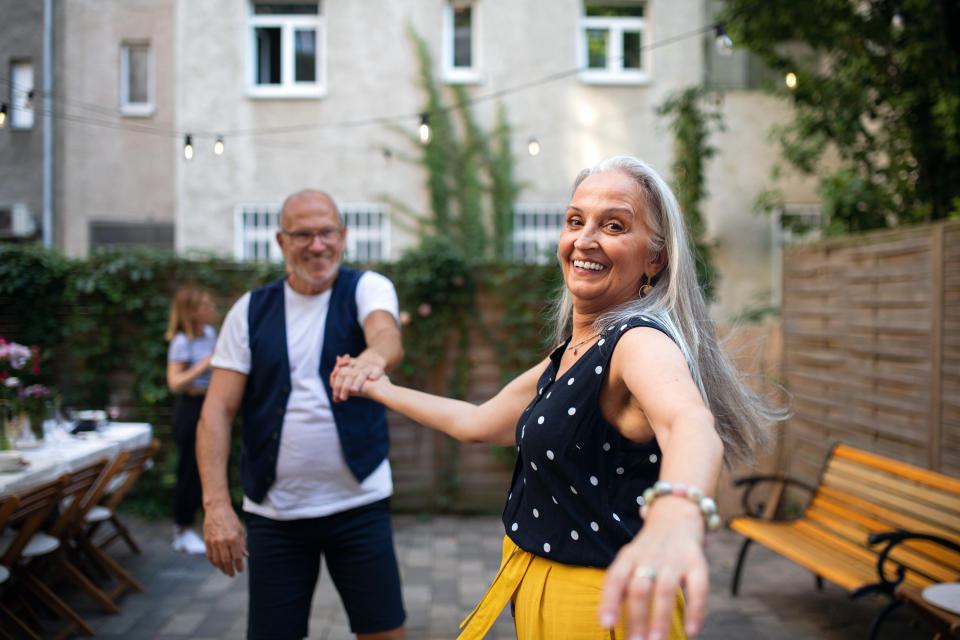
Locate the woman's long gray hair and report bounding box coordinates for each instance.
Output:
[550,156,784,467]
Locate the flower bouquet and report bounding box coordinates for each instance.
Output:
[0,337,54,448]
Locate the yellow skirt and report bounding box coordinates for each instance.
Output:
[457,536,687,640]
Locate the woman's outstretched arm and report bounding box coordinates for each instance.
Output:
[598,327,724,639]
[332,355,550,447]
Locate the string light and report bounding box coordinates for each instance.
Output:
[527,138,540,156]
[214,136,224,155]
[0,9,765,148]
[418,112,430,144]
[891,8,904,33]
[183,134,194,160]
[714,23,733,55]
[0,104,6,128]
[785,72,798,89]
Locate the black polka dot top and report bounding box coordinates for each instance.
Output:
[502,315,675,568]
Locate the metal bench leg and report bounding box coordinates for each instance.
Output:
[867,598,902,640]
[730,538,753,596]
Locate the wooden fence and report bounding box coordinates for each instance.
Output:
[778,219,960,485]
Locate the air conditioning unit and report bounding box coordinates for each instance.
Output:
[0,203,37,238]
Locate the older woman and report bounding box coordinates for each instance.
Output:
[332,156,780,640]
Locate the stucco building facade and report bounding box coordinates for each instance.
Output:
[3,0,821,319]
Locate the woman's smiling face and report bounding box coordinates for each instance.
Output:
[559,169,663,315]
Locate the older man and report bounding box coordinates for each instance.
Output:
[197,189,406,640]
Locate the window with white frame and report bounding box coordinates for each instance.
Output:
[120,42,154,116]
[443,1,482,83]
[579,3,649,85]
[235,202,391,263]
[10,60,34,129]
[511,204,566,264]
[248,2,325,98]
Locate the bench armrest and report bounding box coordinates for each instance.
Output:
[731,474,817,519]
[867,530,960,591]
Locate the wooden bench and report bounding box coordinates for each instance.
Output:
[728,443,960,639]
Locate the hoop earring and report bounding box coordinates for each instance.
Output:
[638,274,653,298]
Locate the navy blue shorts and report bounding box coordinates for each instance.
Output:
[245,498,405,639]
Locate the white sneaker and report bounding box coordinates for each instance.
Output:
[172,528,207,554]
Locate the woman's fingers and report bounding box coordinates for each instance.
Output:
[681,556,710,636]
[598,550,633,628]
[624,563,656,638]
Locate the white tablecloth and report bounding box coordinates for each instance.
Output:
[0,422,153,498]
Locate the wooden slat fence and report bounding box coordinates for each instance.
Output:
[780,219,960,485]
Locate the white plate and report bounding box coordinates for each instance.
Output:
[0,451,23,472]
[922,583,960,616]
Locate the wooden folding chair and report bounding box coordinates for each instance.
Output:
[72,450,150,602]
[0,495,22,639]
[85,439,160,556]
[0,476,89,640]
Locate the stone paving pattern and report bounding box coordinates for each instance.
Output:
[37,514,936,639]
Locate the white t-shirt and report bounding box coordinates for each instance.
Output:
[211,272,399,520]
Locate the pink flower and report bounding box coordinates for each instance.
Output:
[398,311,411,326]
[417,303,432,318]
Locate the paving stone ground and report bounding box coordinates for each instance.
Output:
[27,514,936,639]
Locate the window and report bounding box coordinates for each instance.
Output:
[443,1,482,83]
[235,202,391,262]
[89,221,174,248]
[10,61,34,129]
[511,204,566,264]
[120,42,154,116]
[579,3,649,85]
[248,2,324,98]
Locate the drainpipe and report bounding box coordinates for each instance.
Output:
[42,0,54,248]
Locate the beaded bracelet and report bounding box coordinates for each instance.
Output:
[639,481,721,531]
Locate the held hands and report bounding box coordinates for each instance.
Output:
[598,498,709,639]
[329,354,389,402]
[203,502,248,577]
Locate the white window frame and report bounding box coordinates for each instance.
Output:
[247,2,325,99]
[442,1,483,84]
[119,42,155,117]
[511,203,566,264]
[234,201,391,263]
[10,60,34,130]
[578,3,650,85]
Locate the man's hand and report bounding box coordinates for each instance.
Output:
[330,353,385,402]
[203,502,248,577]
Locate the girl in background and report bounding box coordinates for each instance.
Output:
[166,285,218,554]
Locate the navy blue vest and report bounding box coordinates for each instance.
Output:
[239,268,390,504]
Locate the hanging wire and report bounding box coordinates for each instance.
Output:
[0,5,764,145]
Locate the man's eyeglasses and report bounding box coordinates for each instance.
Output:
[282,227,343,247]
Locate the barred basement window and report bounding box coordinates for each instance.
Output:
[511,204,566,264]
[235,202,390,262]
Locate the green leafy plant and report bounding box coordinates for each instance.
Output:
[657,86,723,301]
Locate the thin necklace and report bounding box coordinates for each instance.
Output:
[566,331,600,355]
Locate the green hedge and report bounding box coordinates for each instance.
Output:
[0,244,557,517]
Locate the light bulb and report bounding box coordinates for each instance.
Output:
[0,104,6,128]
[527,138,540,156]
[214,137,224,156]
[714,24,733,56]
[418,113,431,144]
[785,72,798,89]
[891,10,904,33]
[184,134,194,161]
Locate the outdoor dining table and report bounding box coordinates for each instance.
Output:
[0,422,153,498]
